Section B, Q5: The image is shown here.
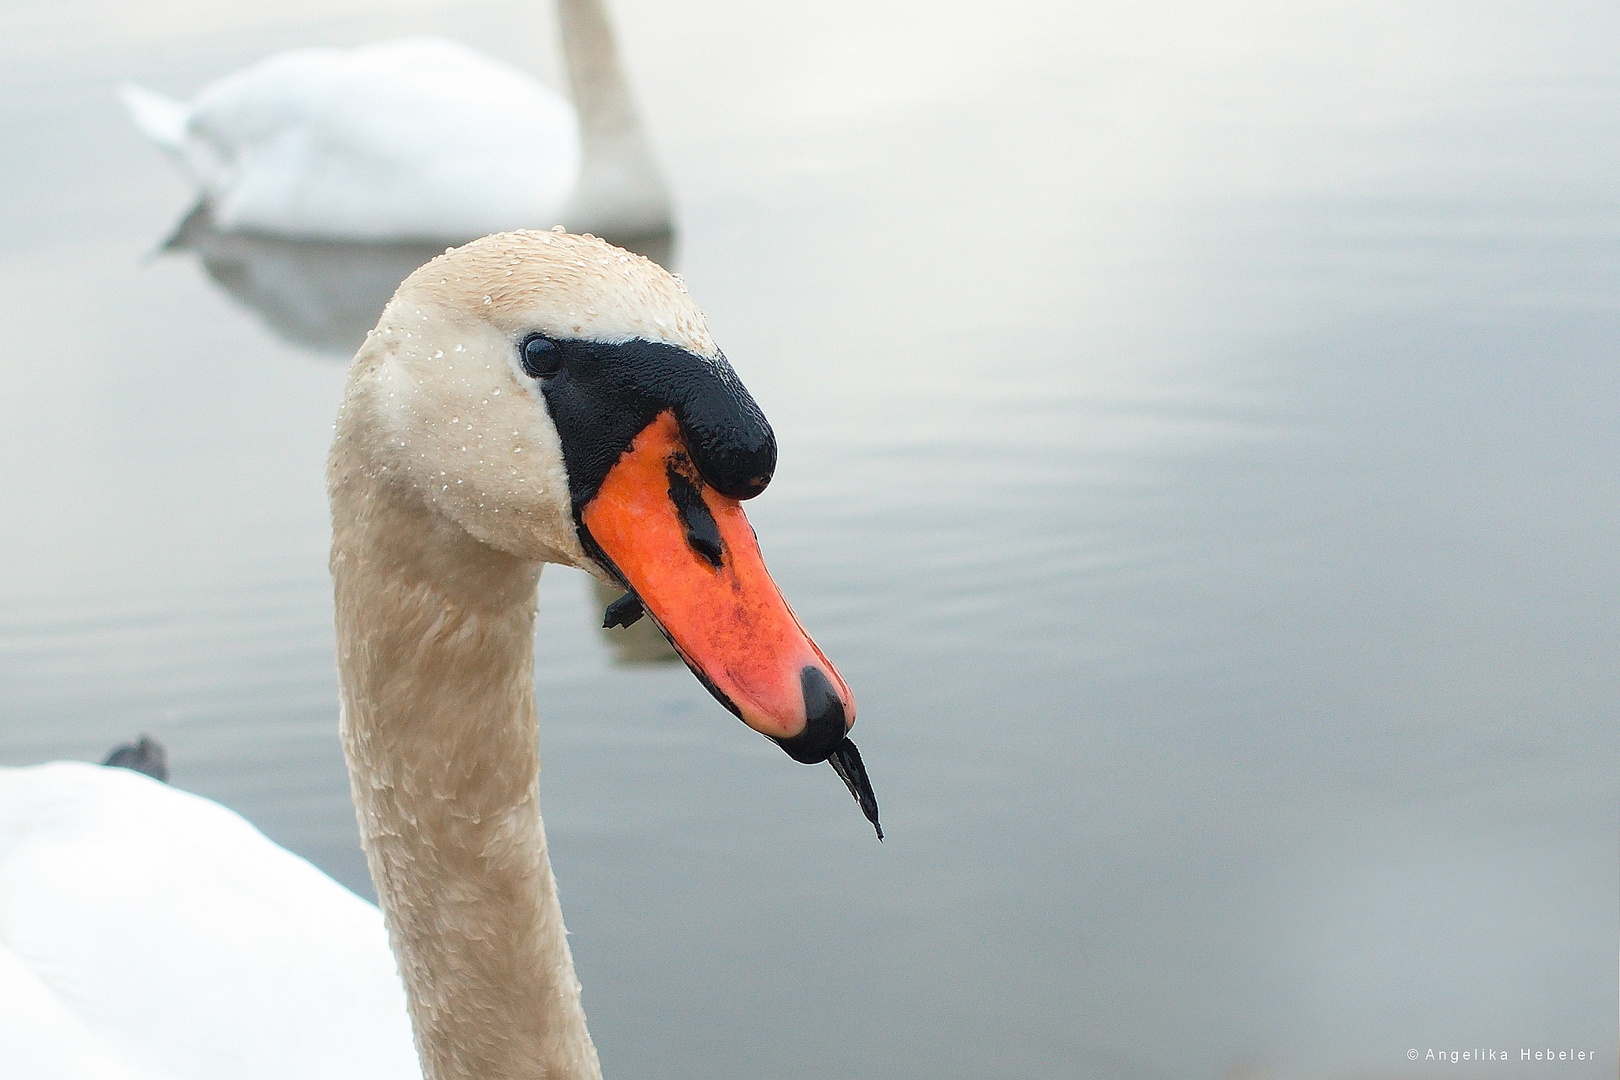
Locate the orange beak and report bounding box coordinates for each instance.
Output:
[581,411,858,766]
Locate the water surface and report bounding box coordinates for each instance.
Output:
[1,2,1615,1077]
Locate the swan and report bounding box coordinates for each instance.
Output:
[120,0,671,242]
[0,229,878,1080]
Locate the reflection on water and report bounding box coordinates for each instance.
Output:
[162,204,446,354]
[165,204,678,356]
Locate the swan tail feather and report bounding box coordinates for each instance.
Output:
[119,83,190,153]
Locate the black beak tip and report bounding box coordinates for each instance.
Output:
[773,666,850,765]
[769,669,881,839]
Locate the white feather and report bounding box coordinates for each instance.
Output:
[0,763,420,1080]
[117,84,189,154]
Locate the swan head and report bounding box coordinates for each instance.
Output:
[334,230,876,819]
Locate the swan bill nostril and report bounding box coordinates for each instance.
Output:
[666,458,724,569]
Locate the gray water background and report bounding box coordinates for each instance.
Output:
[1,1,1616,1077]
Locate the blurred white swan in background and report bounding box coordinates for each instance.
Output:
[121,0,670,242]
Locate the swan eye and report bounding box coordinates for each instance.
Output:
[521,334,563,378]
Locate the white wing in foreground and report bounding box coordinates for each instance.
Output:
[0,762,420,1080]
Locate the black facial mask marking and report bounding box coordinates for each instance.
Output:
[667,456,724,569]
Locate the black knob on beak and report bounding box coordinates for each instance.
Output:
[675,355,776,500]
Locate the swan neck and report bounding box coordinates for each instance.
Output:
[556,0,673,239]
[557,0,639,144]
[330,462,602,1080]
